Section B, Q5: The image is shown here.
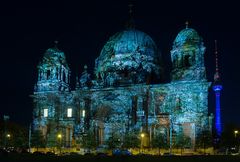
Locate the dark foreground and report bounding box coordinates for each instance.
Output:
[1,153,240,162]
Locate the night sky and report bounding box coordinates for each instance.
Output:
[0,0,239,127]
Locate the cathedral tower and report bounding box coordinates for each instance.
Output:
[170,22,206,81]
[35,41,70,92]
[32,42,73,147]
[212,40,223,137]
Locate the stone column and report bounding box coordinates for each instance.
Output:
[57,67,60,80]
[61,66,63,80]
[65,71,68,83]
[137,96,143,111]
[53,67,56,79]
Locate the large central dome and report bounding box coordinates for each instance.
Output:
[101,29,157,57]
[94,29,161,86]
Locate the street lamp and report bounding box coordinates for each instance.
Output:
[57,134,62,139]
[57,133,62,154]
[141,133,145,153]
[6,133,11,148]
[234,130,239,150]
[234,130,238,138]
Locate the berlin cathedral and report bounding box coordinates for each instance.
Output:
[32,16,212,149]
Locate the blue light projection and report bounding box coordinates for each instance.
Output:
[213,85,222,137]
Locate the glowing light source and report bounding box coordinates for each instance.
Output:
[234,130,239,138]
[213,85,222,91]
[43,108,48,117]
[141,133,145,138]
[82,110,85,117]
[57,134,62,139]
[67,108,72,117]
[6,134,11,138]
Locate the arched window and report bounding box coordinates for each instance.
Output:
[173,55,178,68]
[131,96,138,124]
[184,55,190,67]
[47,70,51,79]
[175,97,182,111]
[124,69,129,77]
[39,70,42,80]
[56,67,58,79]
[63,71,66,82]
[98,73,101,80]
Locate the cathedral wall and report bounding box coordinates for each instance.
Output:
[32,79,210,148]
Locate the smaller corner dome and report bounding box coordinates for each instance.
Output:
[174,28,201,46]
[41,46,68,68]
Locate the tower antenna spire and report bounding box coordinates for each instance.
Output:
[214,40,220,82]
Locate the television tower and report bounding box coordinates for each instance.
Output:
[212,40,223,137]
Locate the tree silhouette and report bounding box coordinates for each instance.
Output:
[79,130,97,150]
[31,129,46,151]
[122,130,140,149]
[106,133,121,150]
[196,130,212,154]
[174,132,191,155]
[0,121,28,149]
[151,133,168,155]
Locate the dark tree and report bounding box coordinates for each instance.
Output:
[175,133,191,155]
[122,130,140,149]
[31,130,46,151]
[0,121,28,149]
[79,130,97,150]
[106,133,121,150]
[196,130,212,154]
[219,123,240,149]
[151,133,168,155]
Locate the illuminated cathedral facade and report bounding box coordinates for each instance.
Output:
[32,24,212,148]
